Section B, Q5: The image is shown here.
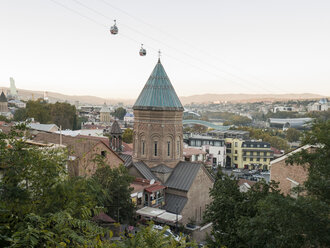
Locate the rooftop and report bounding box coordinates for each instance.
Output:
[133,59,184,111]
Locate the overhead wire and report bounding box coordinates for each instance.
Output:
[96,0,290,94]
[49,0,282,94]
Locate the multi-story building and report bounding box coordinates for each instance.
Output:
[226,138,273,170]
[183,134,226,167]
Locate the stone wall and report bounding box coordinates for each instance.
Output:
[270,156,308,196]
[133,109,183,168]
[180,167,213,225]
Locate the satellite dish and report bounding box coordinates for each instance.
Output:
[150,179,155,185]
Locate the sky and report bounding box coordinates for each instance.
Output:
[0,0,329,99]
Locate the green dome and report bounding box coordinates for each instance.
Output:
[133,59,183,111]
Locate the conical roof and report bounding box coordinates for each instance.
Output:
[133,59,184,111]
[110,120,122,134]
[0,91,7,102]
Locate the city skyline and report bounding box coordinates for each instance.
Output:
[1,0,330,98]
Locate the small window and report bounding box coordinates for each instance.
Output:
[142,141,145,155]
[243,157,246,161]
[218,150,221,155]
[177,141,180,155]
[234,156,237,161]
[250,158,253,161]
[154,141,158,156]
[257,158,260,161]
[263,158,267,162]
[167,141,170,156]
[101,151,106,157]
[235,142,238,147]
[235,150,237,154]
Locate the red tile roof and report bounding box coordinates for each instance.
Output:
[145,184,166,193]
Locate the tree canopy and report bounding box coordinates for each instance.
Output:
[13,99,79,130]
[111,107,127,120]
[205,120,330,248]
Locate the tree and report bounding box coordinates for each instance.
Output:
[0,125,112,247]
[111,107,127,120]
[13,108,27,121]
[90,159,135,223]
[118,223,196,248]
[122,128,133,143]
[286,128,301,142]
[205,121,330,248]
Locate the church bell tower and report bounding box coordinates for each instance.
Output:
[132,59,184,168]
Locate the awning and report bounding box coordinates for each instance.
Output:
[136,207,182,223]
[157,212,182,222]
[136,207,165,218]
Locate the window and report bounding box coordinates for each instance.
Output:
[234,156,237,161]
[177,141,180,155]
[257,151,260,156]
[218,150,221,155]
[243,157,246,161]
[257,158,260,161]
[235,150,238,154]
[142,141,145,155]
[167,141,170,156]
[250,158,253,161]
[154,141,158,156]
[243,152,246,156]
[264,151,267,156]
[263,158,267,162]
[101,151,106,157]
[235,142,238,147]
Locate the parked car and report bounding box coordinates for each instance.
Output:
[152,225,180,241]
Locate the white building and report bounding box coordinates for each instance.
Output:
[307,99,329,112]
[124,112,134,122]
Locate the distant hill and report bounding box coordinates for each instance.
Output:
[179,93,327,104]
[0,86,326,105]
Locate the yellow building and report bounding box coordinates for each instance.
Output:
[225,138,273,170]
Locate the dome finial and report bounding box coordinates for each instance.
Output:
[158,49,161,63]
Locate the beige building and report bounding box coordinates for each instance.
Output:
[32,132,124,177]
[226,138,273,170]
[0,91,9,113]
[100,104,111,123]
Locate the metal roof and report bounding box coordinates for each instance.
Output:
[27,123,59,132]
[119,154,133,167]
[150,164,173,174]
[163,193,188,214]
[133,59,184,111]
[0,92,7,102]
[165,161,201,191]
[133,161,158,181]
[110,120,122,134]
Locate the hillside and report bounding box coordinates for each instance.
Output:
[0,86,326,105]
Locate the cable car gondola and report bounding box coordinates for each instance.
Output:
[139,44,146,56]
[110,20,118,35]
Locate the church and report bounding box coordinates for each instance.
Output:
[122,59,214,225]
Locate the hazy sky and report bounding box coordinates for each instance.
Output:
[1,0,329,99]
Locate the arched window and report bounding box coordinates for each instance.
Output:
[154,141,158,156]
[167,141,170,156]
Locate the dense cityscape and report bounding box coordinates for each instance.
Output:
[1,1,329,247]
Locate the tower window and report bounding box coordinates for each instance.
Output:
[142,141,145,155]
[154,141,158,156]
[177,141,180,155]
[167,141,170,156]
[101,151,106,157]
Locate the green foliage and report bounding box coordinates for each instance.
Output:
[203,111,252,126]
[285,128,301,142]
[111,107,127,120]
[0,126,113,247]
[122,128,133,143]
[13,99,78,130]
[0,115,10,122]
[286,120,330,204]
[118,223,197,248]
[90,159,135,224]
[205,121,330,248]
